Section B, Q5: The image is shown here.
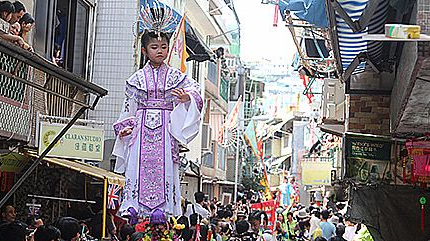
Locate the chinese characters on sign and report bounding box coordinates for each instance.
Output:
[345,135,391,161]
[38,122,104,161]
[345,134,391,183]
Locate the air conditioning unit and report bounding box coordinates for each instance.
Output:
[201,123,213,151]
[322,79,345,122]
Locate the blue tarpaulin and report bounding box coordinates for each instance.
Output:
[278,0,328,28]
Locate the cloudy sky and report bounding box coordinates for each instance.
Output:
[234,0,295,62]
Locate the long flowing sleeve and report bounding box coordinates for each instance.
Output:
[112,95,138,173]
[169,76,203,144]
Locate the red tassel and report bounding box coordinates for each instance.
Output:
[273,4,279,27]
[411,161,415,184]
[422,205,425,233]
[403,157,406,184]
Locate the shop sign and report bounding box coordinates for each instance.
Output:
[301,162,332,186]
[345,135,391,161]
[38,122,104,161]
[0,152,28,172]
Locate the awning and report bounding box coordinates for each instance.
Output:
[217,180,236,186]
[139,0,215,62]
[278,0,328,28]
[263,118,293,140]
[270,155,291,167]
[319,124,345,136]
[327,0,389,77]
[37,155,125,186]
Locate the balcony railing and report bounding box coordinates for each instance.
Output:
[0,39,107,143]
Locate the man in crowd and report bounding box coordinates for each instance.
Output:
[184,191,210,220]
[249,210,277,241]
[9,1,25,24]
[320,210,336,240]
[0,204,17,225]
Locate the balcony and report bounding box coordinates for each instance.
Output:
[0,39,107,146]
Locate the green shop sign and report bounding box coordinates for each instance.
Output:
[219,77,229,102]
[345,134,391,161]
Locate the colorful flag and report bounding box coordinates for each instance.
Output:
[107,183,121,209]
[244,122,272,200]
[218,98,242,145]
[167,13,189,73]
[243,120,258,157]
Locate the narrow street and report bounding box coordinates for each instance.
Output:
[0,0,429,241]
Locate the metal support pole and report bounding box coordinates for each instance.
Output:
[234,124,240,204]
[102,178,108,239]
[0,106,88,207]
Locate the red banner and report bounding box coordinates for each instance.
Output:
[406,140,430,184]
[250,200,278,230]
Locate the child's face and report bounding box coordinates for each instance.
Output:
[142,37,169,67]
[9,23,20,35]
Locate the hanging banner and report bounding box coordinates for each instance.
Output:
[345,134,391,183]
[250,200,278,231]
[38,122,104,161]
[405,140,430,184]
[301,162,332,186]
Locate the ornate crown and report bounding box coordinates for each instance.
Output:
[140,1,177,35]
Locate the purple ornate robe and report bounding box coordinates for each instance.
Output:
[113,63,203,216]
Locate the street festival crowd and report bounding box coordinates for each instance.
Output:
[0,176,374,241]
[0,1,376,241]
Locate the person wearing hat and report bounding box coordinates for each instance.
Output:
[294,209,310,240]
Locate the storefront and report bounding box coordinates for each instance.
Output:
[12,153,124,238]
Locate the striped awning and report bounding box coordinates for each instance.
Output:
[334,0,389,74]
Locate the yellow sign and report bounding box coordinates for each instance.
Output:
[0,153,29,172]
[38,122,104,161]
[301,162,332,186]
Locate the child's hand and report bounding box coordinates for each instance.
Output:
[119,127,133,138]
[172,88,190,103]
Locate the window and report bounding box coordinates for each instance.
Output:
[217,144,226,170]
[192,60,200,82]
[283,135,290,148]
[34,0,92,77]
[203,142,215,168]
[207,61,218,85]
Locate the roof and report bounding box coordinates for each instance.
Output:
[27,152,124,186]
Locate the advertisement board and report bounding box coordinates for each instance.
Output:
[301,162,332,186]
[38,122,104,161]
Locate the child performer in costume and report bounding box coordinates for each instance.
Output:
[112,3,203,217]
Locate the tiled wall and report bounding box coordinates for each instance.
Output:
[89,0,138,139]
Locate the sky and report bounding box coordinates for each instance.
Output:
[234,0,296,62]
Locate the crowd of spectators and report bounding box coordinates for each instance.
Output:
[0,1,34,51]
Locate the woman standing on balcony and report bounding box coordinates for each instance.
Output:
[112,4,202,218]
[18,12,34,42]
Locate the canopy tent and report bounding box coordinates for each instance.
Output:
[278,0,328,28]
[139,0,215,62]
